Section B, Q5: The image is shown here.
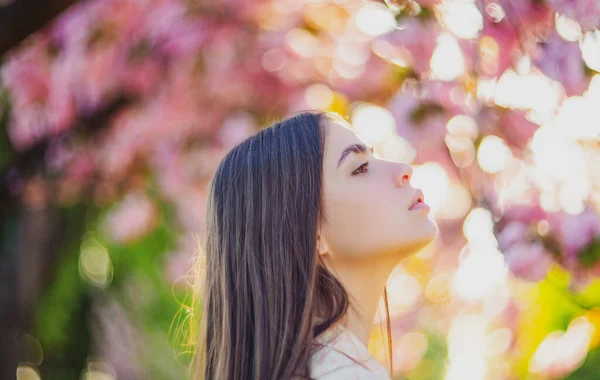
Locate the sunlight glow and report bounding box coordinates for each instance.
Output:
[79,238,113,288]
[387,271,422,317]
[445,313,489,380]
[380,134,417,163]
[286,29,319,57]
[394,332,429,372]
[580,29,600,72]
[555,93,600,140]
[304,83,334,109]
[425,273,453,302]
[372,39,412,67]
[555,13,583,42]
[462,207,495,245]
[16,365,41,380]
[437,183,472,220]
[453,245,508,302]
[436,1,483,39]
[351,103,396,145]
[494,70,563,124]
[430,33,466,81]
[529,317,595,376]
[477,135,512,174]
[411,162,449,217]
[355,2,397,37]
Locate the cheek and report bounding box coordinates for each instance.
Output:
[324,193,412,254]
[324,190,436,258]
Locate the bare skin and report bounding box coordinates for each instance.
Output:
[317,117,438,347]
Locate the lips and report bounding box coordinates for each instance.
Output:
[408,189,425,210]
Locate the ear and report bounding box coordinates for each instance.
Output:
[317,234,330,257]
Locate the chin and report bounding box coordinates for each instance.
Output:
[409,222,438,252]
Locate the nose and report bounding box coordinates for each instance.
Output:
[394,163,413,187]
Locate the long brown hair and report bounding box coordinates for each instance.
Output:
[187,111,393,379]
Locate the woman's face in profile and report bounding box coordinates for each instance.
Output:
[319,117,438,264]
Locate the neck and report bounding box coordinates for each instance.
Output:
[326,257,396,347]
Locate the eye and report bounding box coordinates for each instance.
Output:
[352,161,370,175]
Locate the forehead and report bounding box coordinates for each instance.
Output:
[322,118,366,167]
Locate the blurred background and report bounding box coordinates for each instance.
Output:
[1,0,600,379]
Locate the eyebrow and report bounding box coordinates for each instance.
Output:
[337,143,374,169]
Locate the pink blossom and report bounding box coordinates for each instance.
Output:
[568,264,600,292]
[102,190,159,244]
[546,0,600,32]
[499,109,539,149]
[479,15,519,77]
[414,0,441,7]
[66,151,95,182]
[380,18,439,75]
[533,32,589,96]
[387,82,465,168]
[143,1,208,58]
[75,44,126,113]
[164,235,196,288]
[50,0,103,50]
[122,58,163,97]
[493,0,554,37]
[388,85,447,144]
[504,242,554,282]
[501,204,548,225]
[1,47,50,106]
[91,295,144,379]
[548,207,600,260]
[497,221,529,252]
[218,112,257,150]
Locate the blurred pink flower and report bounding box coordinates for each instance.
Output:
[122,58,163,97]
[497,221,529,252]
[143,1,208,58]
[381,18,439,75]
[164,235,196,288]
[75,44,126,113]
[50,0,105,49]
[66,151,95,182]
[546,0,600,32]
[1,45,77,150]
[415,0,441,7]
[331,58,395,102]
[92,294,145,379]
[479,15,519,77]
[501,203,548,225]
[103,190,159,244]
[568,264,600,292]
[498,0,553,29]
[218,112,257,150]
[548,207,600,260]
[387,82,459,166]
[504,242,554,282]
[533,32,589,96]
[1,47,50,106]
[388,85,446,142]
[499,109,539,149]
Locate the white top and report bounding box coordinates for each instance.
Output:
[309,323,393,379]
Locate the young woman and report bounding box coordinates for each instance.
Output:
[190,111,438,379]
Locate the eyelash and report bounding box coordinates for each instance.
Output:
[352,161,370,175]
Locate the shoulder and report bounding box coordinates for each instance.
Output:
[309,324,392,380]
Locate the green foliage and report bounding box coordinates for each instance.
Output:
[33,186,191,379]
[0,90,14,171]
[564,347,600,380]
[399,329,448,380]
[579,239,600,269]
[34,203,91,380]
